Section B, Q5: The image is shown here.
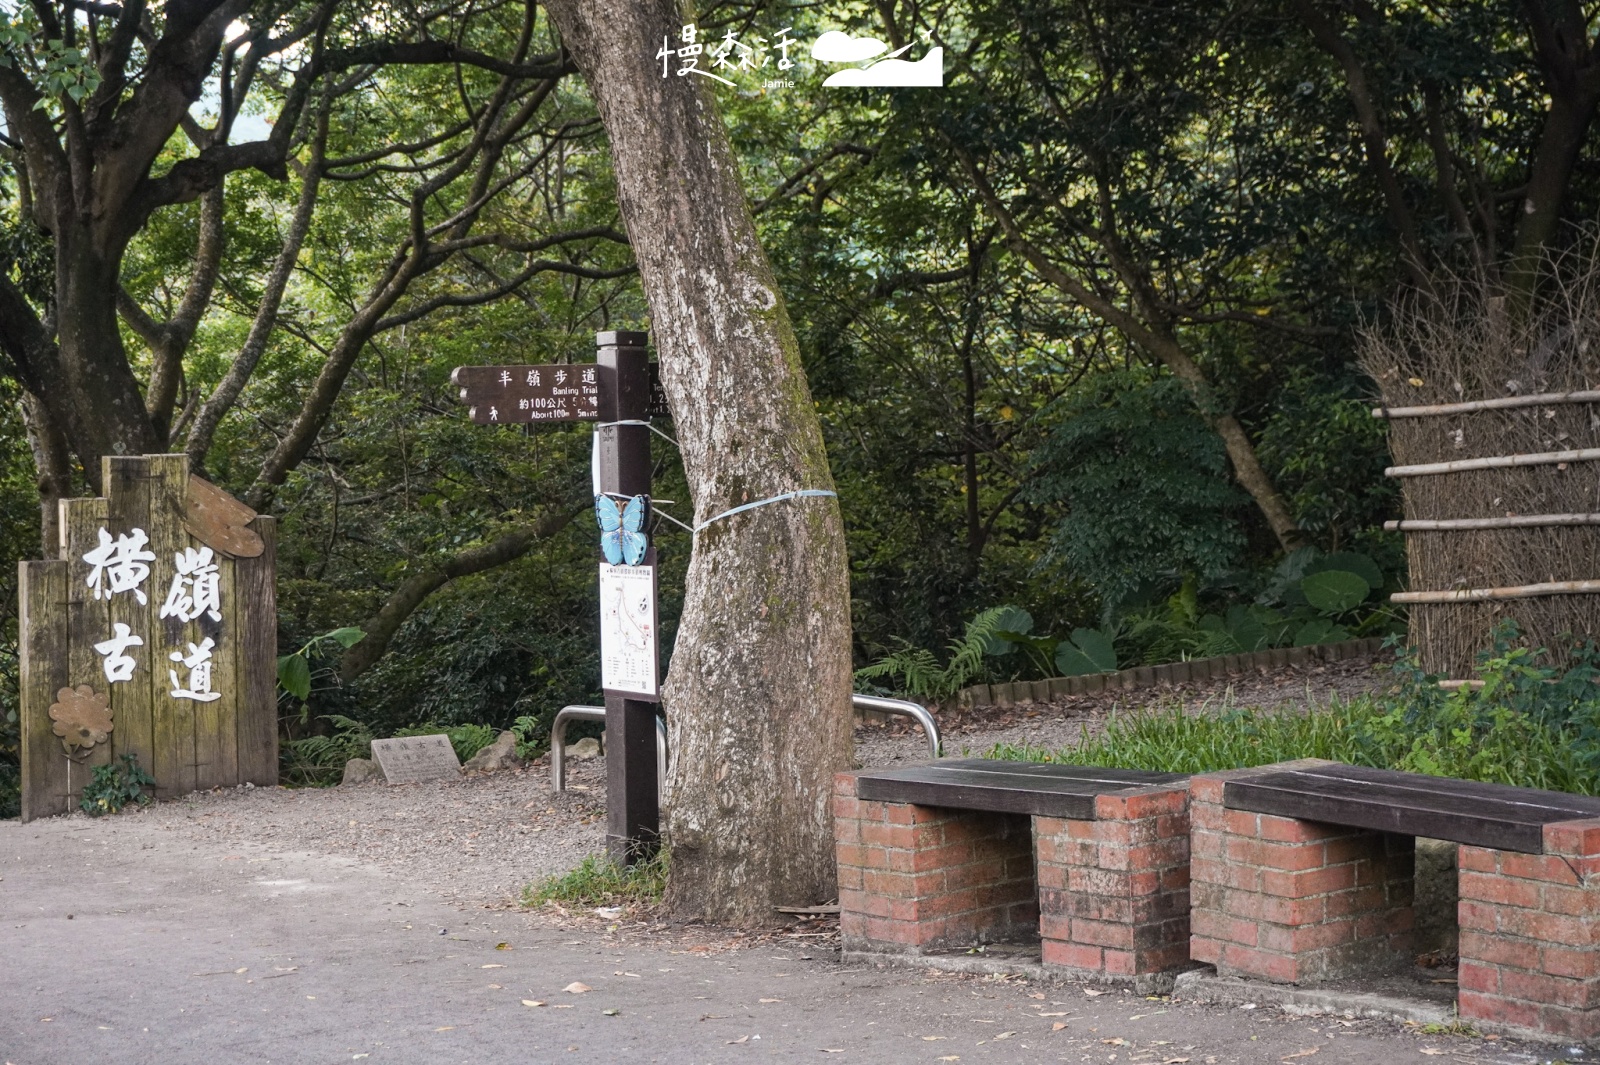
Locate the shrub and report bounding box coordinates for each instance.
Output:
[80,754,155,816]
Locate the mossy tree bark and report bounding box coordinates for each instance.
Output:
[541,0,855,922]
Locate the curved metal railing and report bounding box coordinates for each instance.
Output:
[548,694,941,796]
[549,705,667,802]
[852,693,941,759]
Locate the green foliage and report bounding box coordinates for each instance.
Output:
[1055,629,1118,677]
[510,715,547,760]
[1026,375,1248,612]
[394,722,497,764]
[522,850,669,908]
[990,626,1600,796]
[855,606,1024,702]
[80,755,155,816]
[280,715,375,788]
[277,627,366,702]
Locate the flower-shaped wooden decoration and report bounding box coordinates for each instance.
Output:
[49,685,114,755]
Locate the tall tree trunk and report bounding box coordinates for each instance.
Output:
[542,0,854,923]
[54,221,161,489]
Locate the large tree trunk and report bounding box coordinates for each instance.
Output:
[54,220,162,488]
[542,0,855,923]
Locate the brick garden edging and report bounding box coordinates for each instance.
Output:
[958,637,1386,708]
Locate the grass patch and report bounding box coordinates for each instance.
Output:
[989,626,1600,795]
[987,696,1380,776]
[522,849,669,908]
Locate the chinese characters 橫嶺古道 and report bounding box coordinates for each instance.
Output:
[82,526,227,703]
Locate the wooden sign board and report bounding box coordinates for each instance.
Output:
[18,454,278,821]
[370,735,461,784]
[451,364,602,424]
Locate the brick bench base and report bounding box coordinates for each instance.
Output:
[835,771,1190,985]
[1189,765,1414,984]
[1458,819,1600,1041]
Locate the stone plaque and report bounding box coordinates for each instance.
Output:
[370,735,461,784]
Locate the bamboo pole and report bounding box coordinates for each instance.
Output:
[1386,513,1600,531]
[1392,579,1600,603]
[1373,389,1600,419]
[1384,447,1600,478]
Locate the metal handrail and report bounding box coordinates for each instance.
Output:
[550,705,668,801]
[549,694,941,800]
[853,694,941,759]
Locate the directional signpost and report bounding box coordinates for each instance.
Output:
[452,330,662,863]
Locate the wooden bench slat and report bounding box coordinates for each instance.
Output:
[1226,764,1600,853]
[855,759,1186,819]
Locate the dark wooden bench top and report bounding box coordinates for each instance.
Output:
[854,759,1187,819]
[1225,763,1600,853]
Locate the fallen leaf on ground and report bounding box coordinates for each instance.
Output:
[488,984,502,990]
[481,964,504,969]
[1028,992,1045,1000]
[1083,989,1107,997]
[1052,1023,1068,1032]
[922,1036,946,1041]
[434,1027,454,1032]
[616,971,641,978]
[234,968,248,974]
[994,1032,1014,1040]
[937,1058,960,1062]
[495,942,510,950]
[1418,1051,1444,1057]
[728,1035,749,1044]
[759,998,782,1003]
[1102,1038,1129,1046]
[603,1008,620,1016]
[1161,1058,1190,1064]
[1039,1011,1069,1017]
[563,982,592,994]
[1281,1049,1318,1062]
[521,1000,544,1007]
[820,1048,844,1054]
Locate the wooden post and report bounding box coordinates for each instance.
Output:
[18,559,68,820]
[596,329,660,864]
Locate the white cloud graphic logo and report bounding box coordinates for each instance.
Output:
[811,30,889,64]
[822,47,944,87]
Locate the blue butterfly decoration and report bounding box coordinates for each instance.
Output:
[595,494,648,566]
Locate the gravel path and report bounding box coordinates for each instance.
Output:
[31,655,1390,909]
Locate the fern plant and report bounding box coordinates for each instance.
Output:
[855,607,1021,703]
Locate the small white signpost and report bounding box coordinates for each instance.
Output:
[599,561,658,699]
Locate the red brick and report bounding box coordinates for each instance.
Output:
[1500,851,1580,885]
[837,865,863,891]
[1257,814,1344,843]
[1500,907,1594,946]
[1457,960,1500,994]
[860,822,914,849]
[861,914,919,945]
[1459,990,1541,1031]
[1128,871,1161,896]
[1260,894,1325,926]
[1033,816,1071,837]
[833,772,858,797]
[1189,935,1221,965]
[1130,840,1187,871]
[1261,864,1356,899]
[1162,866,1191,892]
[1189,801,1225,831]
[1038,913,1072,941]
[1042,939,1103,970]
[1536,1002,1600,1040]
[862,869,914,897]
[1460,871,1541,909]
[1545,818,1600,859]
[1090,820,1134,845]
[1323,835,1386,864]
[1458,846,1497,873]
[1458,899,1501,933]
[1223,808,1260,836]
[1540,883,1600,918]
[1541,946,1600,980]
[1220,942,1297,983]
[1102,948,1137,975]
[1071,917,1135,949]
[1459,929,1541,971]
[1192,856,1259,893]
[1322,885,1385,919]
[1156,813,1189,839]
[1121,787,1186,819]
[1501,968,1594,1010]
[909,840,976,872]
[1188,776,1228,805]
[1190,907,1257,947]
